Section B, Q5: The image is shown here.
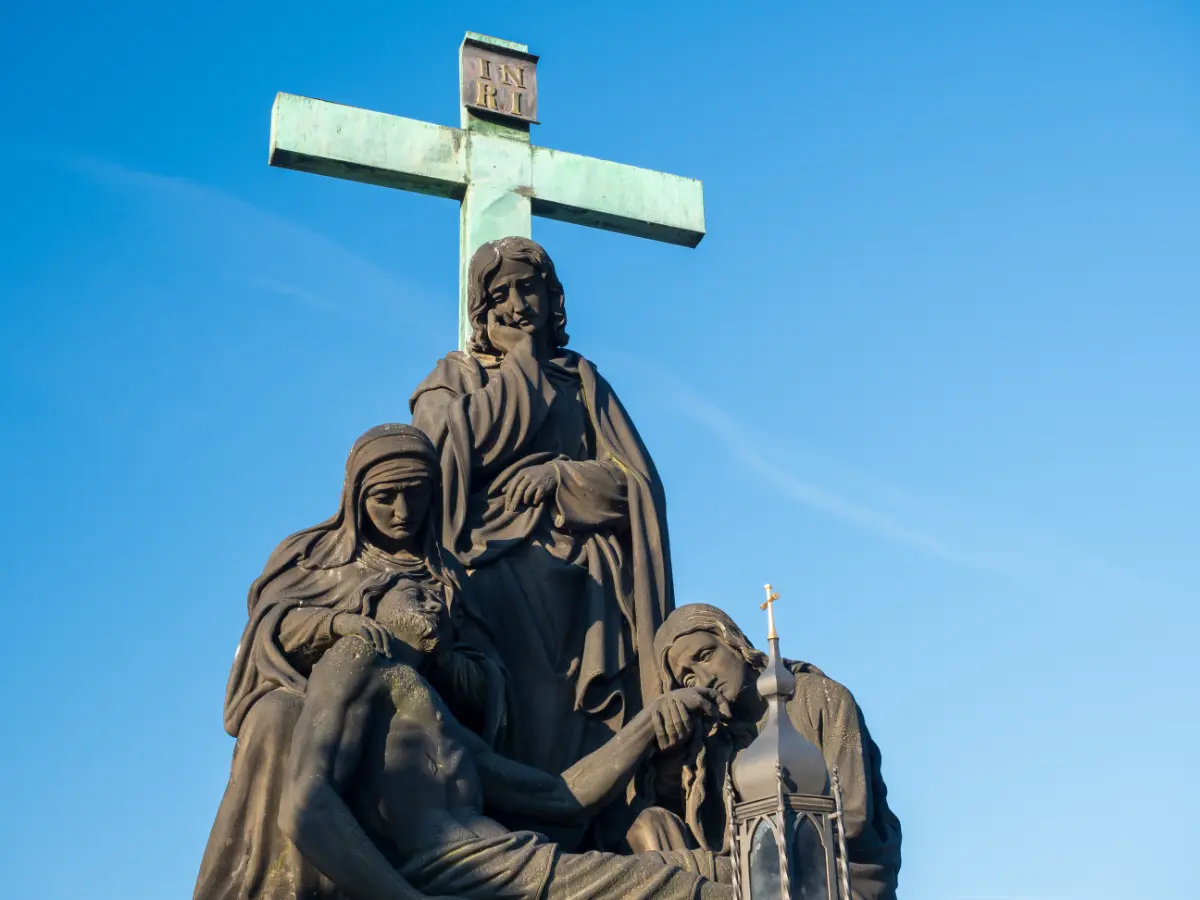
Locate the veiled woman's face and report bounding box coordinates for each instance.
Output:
[666,630,752,707]
[362,472,434,550]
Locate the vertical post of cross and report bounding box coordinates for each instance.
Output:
[269,33,702,350]
[457,33,539,350]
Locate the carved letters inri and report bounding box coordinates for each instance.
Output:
[461,40,539,124]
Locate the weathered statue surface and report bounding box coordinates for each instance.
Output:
[410,237,673,788]
[277,579,731,900]
[194,425,505,900]
[193,239,902,900]
[643,604,903,900]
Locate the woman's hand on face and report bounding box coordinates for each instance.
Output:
[333,613,393,658]
[503,463,559,512]
[647,687,725,752]
[487,309,534,356]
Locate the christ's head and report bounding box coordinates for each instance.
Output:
[465,236,569,355]
[363,576,449,656]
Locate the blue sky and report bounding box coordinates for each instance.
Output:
[2,1,1198,898]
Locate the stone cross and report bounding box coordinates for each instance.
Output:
[269,31,707,349]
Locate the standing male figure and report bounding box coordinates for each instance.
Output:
[410,237,673,797]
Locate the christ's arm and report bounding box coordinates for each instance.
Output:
[279,637,430,900]
[460,687,722,822]
[559,687,721,810]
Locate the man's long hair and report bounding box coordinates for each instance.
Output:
[465,236,569,355]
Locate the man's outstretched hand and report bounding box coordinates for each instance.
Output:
[648,687,727,751]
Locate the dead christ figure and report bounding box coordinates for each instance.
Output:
[279,579,733,900]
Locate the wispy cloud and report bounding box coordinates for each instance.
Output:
[229,274,345,315]
[660,373,1016,573]
[61,154,438,327]
[47,153,1176,604]
[648,367,1190,605]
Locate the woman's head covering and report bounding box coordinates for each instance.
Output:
[288,423,444,575]
[223,424,460,736]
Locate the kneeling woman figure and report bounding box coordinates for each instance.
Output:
[634,604,903,900]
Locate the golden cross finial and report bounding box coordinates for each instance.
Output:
[761,583,780,640]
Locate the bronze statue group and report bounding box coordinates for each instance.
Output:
[194,238,902,900]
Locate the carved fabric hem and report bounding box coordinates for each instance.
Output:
[399,830,732,900]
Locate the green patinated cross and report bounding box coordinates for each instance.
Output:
[269,32,706,349]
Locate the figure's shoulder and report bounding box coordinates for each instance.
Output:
[799,668,853,696]
[249,528,327,605]
[379,659,433,707]
[301,638,393,716]
[565,349,595,375]
[261,529,311,572]
[411,350,482,401]
[319,638,426,686]
[790,670,858,719]
[566,351,613,395]
[322,634,376,664]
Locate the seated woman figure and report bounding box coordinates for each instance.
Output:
[194,424,504,900]
[633,604,903,900]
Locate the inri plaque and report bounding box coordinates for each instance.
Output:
[461,36,539,124]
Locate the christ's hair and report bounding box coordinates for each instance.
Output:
[356,572,443,647]
[465,236,569,355]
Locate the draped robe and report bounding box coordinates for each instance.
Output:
[195,547,504,900]
[195,425,505,900]
[646,663,903,900]
[410,345,674,779]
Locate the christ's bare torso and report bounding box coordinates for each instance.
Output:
[305,638,512,858]
[285,631,731,900]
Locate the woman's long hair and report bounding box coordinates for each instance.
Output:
[651,604,823,851]
[654,603,772,694]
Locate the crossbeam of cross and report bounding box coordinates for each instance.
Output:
[269,32,706,349]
